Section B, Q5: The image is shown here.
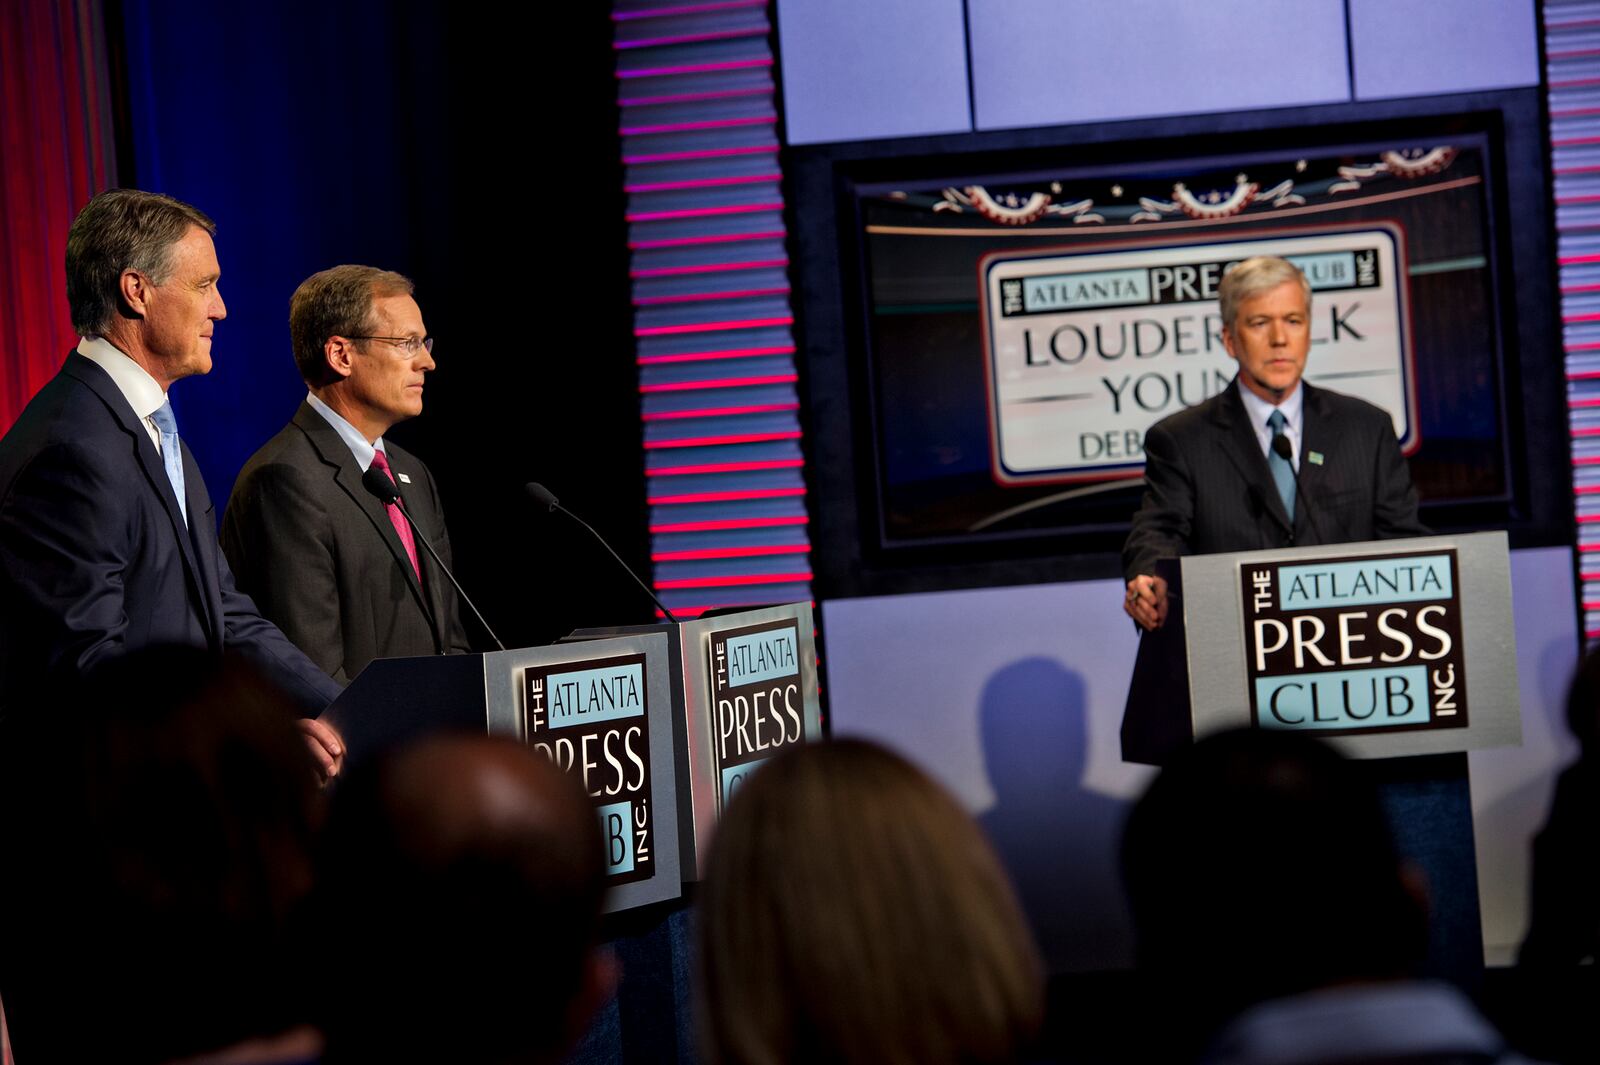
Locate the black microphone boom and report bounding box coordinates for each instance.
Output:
[360,466,506,651]
[1271,433,1324,544]
[524,482,679,624]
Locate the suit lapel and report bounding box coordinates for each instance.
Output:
[1212,381,1293,535]
[293,403,439,638]
[66,354,217,646]
[182,443,226,646]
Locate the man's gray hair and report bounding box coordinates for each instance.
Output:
[66,189,215,336]
[1219,256,1311,330]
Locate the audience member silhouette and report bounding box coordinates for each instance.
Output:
[1513,644,1600,1063]
[0,646,325,1065]
[1521,642,1600,968]
[698,738,1044,1065]
[1122,728,1530,1065]
[312,733,611,1065]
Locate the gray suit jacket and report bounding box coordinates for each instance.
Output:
[1121,379,1427,581]
[221,401,471,685]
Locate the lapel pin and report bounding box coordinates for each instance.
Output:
[1307,451,1324,466]
[397,472,412,483]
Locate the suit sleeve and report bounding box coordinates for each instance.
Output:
[1121,420,1195,581]
[0,440,132,680]
[220,463,352,692]
[1369,413,1430,539]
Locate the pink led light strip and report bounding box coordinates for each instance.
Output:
[618,0,812,609]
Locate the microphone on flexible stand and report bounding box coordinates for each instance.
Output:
[361,466,506,651]
[525,482,679,624]
[1271,433,1324,544]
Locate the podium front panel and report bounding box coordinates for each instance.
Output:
[678,603,823,877]
[568,602,822,880]
[484,633,682,912]
[1182,531,1520,759]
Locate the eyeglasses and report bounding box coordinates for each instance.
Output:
[348,335,434,356]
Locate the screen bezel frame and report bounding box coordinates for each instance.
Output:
[785,89,1566,600]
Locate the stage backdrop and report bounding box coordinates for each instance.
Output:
[0,0,117,433]
[116,1,652,646]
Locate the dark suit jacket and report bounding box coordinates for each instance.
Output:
[221,400,471,685]
[1121,379,1428,580]
[0,353,342,720]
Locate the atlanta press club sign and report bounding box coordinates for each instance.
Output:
[708,616,805,808]
[1240,549,1467,735]
[524,653,657,882]
[978,226,1418,485]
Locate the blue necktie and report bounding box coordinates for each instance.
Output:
[1267,409,1295,522]
[150,399,188,527]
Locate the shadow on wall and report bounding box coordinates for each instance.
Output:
[977,657,1135,973]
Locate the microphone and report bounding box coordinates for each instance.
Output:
[361,465,506,651]
[1271,433,1324,544]
[525,482,679,624]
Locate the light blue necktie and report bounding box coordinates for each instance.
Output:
[1267,409,1295,522]
[150,398,188,527]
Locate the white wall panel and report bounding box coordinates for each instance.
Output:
[1350,0,1539,100]
[825,547,1579,970]
[967,0,1350,131]
[776,0,972,145]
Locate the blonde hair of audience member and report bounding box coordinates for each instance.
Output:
[699,739,1044,1065]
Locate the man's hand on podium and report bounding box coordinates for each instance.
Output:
[298,717,346,784]
[1124,574,1169,632]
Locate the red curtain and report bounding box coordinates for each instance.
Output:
[0,0,115,433]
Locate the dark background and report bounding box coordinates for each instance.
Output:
[114,1,653,647]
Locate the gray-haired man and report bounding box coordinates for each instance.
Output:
[0,188,344,773]
[1121,255,1427,631]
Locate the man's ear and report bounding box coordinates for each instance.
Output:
[324,336,357,380]
[119,269,150,320]
[1220,323,1239,360]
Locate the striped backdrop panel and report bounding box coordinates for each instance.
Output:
[613,1,812,618]
[1548,1,1600,638]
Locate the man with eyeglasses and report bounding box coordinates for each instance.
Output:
[222,265,471,684]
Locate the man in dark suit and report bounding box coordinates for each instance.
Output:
[1122,255,1426,631]
[221,265,470,684]
[0,189,344,774]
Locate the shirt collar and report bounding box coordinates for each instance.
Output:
[77,336,167,421]
[1236,375,1304,432]
[306,391,384,472]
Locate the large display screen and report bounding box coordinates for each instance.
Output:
[853,132,1512,552]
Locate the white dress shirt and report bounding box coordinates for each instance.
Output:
[1236,378,1303,472]
[305,391,385,471]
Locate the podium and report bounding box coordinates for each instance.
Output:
[1121,531,1521,986]
[1123,531,1521,765]
[323,631,682,913]
[572,601,825,880]
[323,602,823,910]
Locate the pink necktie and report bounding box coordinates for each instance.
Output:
[369,449,420,580]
